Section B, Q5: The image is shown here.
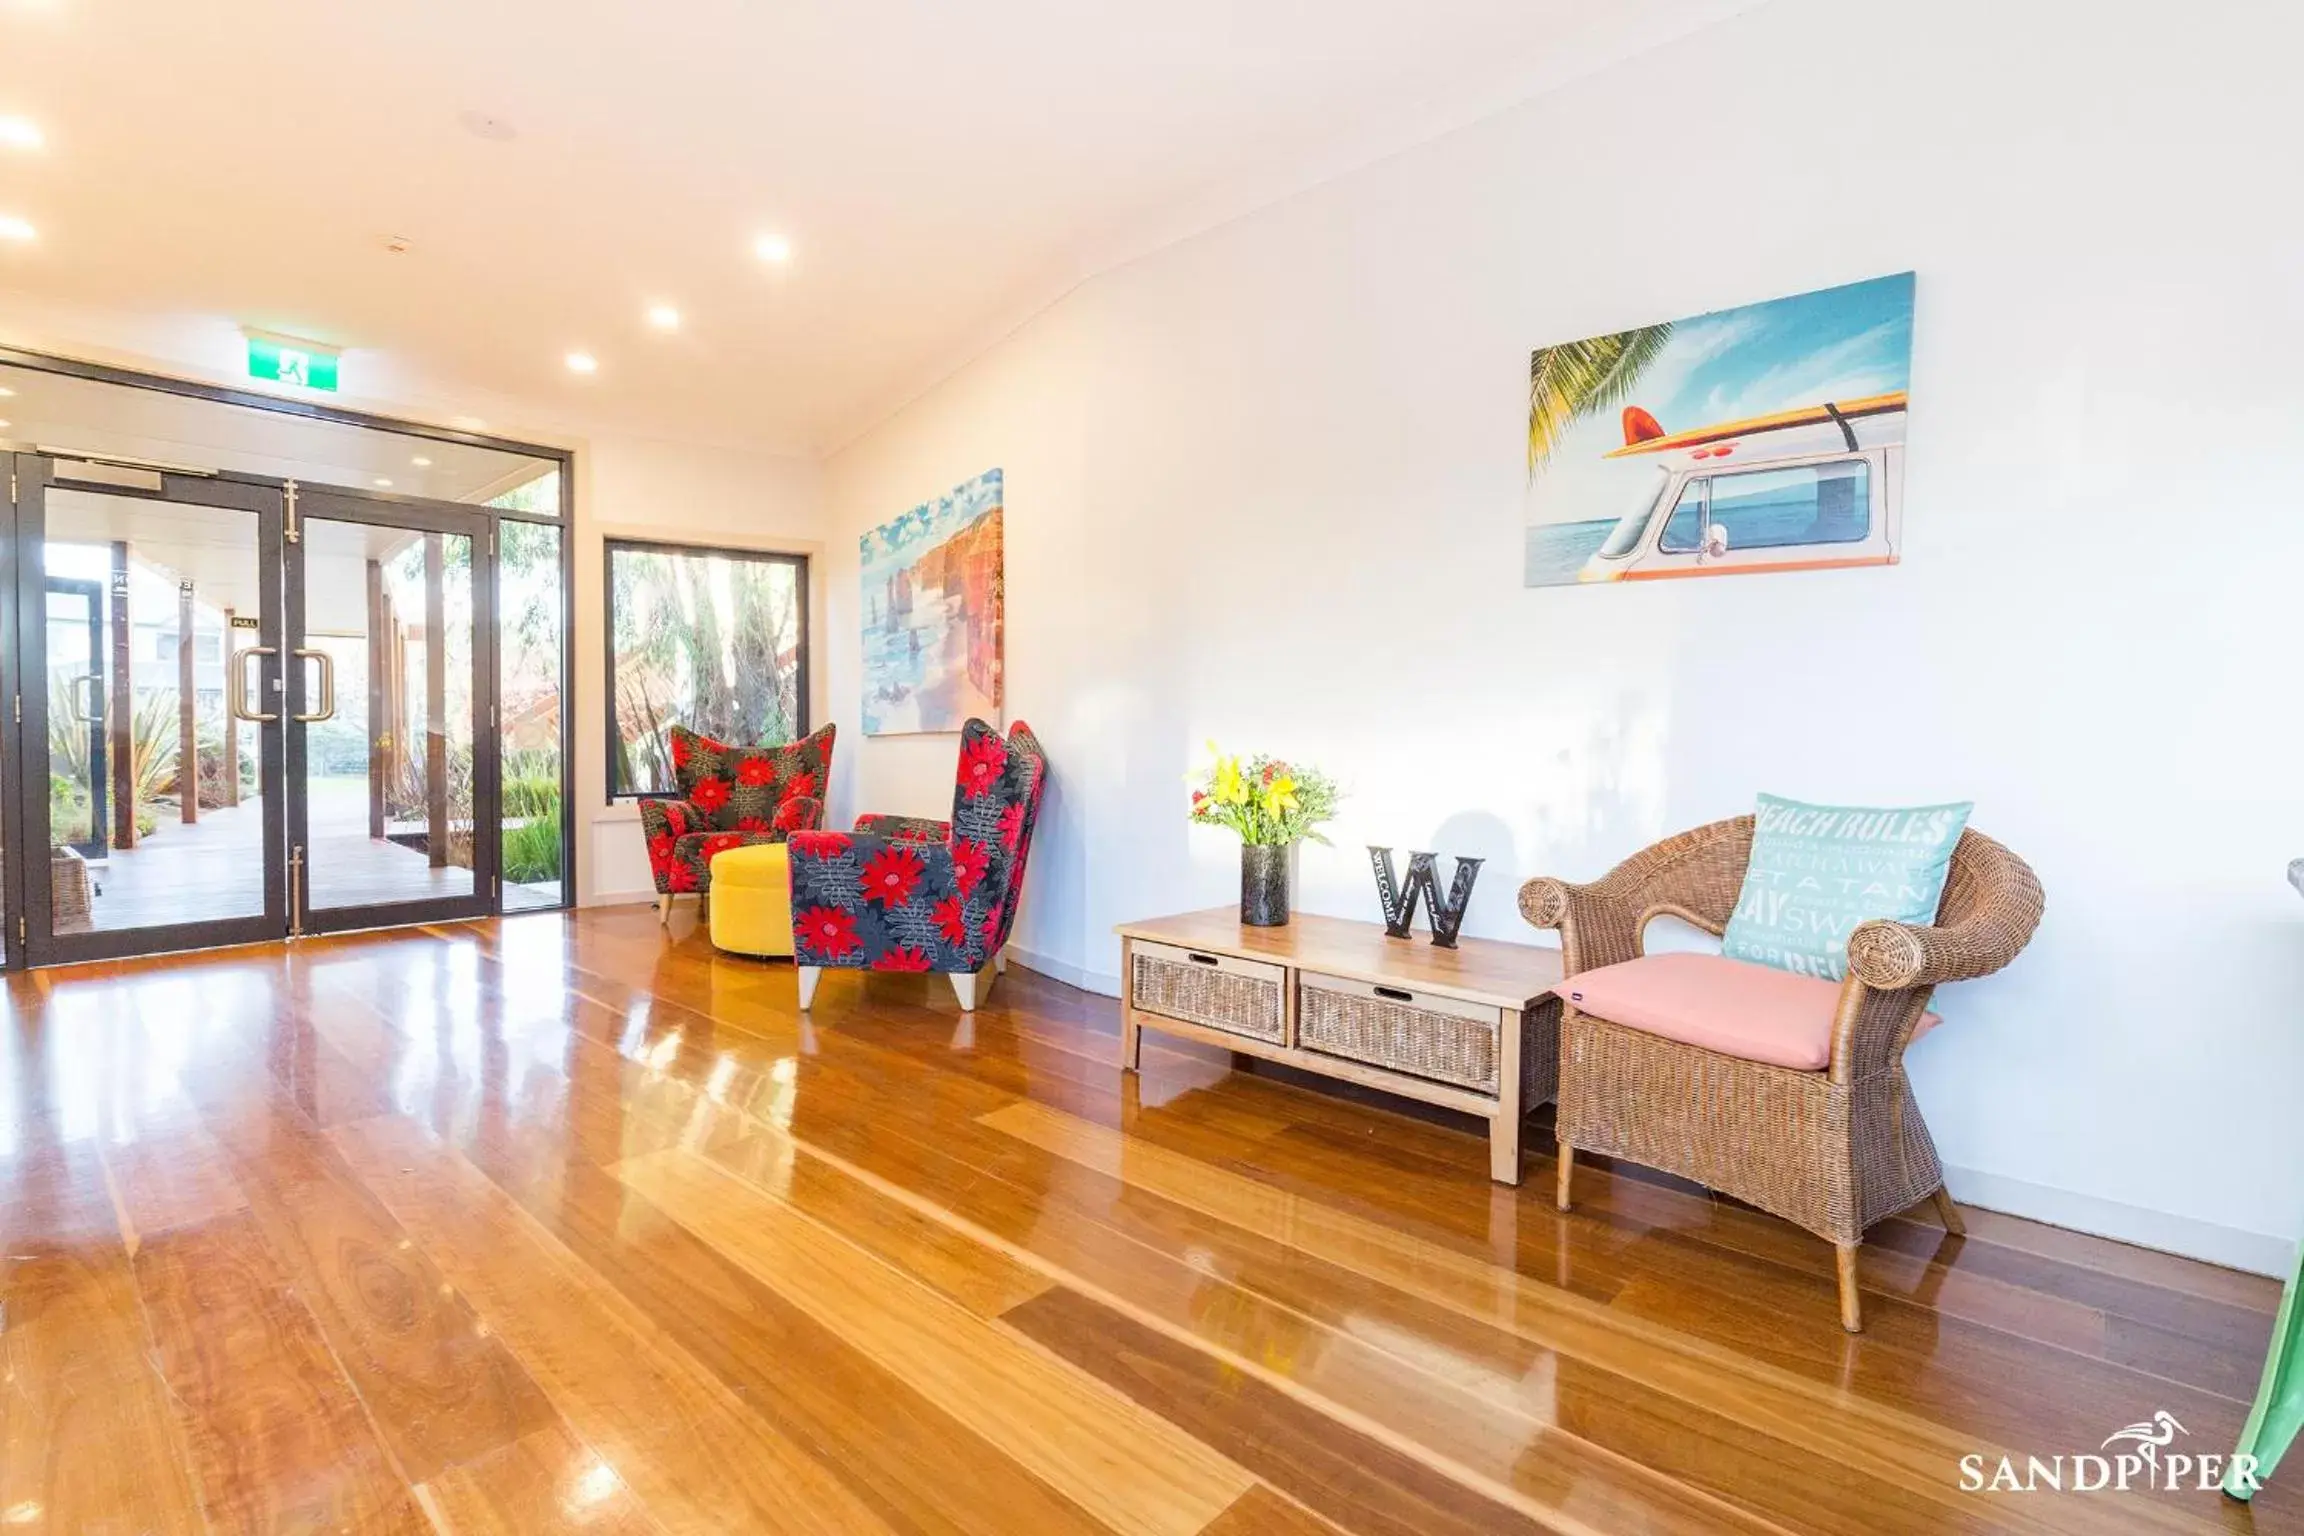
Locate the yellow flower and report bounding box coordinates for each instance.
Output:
[1262,775,1299,819]
[1212,756,1249,806]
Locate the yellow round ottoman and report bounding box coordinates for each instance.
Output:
[708,843,794,958]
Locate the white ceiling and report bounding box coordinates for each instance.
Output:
[0,0,1757,456]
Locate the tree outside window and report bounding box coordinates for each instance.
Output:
[606,540,807,797]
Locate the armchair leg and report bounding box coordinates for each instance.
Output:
[1554,1143,1575,1212]
[994,948,1007,975]
[950,970,981,1012]
[797,967,820,1011]
[1836,1243,1864,1333]
[657,894,673,925]
[1931,1186,1967,1236]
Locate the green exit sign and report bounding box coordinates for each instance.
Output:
[246,333,340,392]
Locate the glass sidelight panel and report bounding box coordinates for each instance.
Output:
[497,519,563,910]
[38,490,268,935]
[300,517,478,912]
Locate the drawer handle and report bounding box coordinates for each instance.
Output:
[1187,952,1220,966]
[1373,985,1414,1002]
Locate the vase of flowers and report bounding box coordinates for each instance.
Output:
[1188,745,1342,927]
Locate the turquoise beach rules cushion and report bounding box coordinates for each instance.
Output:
[1720,794,1974,982]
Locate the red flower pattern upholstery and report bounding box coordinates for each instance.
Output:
[638,723,835,896]
[789,719,1046,977]
[852,813,950,844]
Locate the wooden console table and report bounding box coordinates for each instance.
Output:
[1116,908,1564,1183]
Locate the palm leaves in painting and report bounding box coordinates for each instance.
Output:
[1527,324,1675,478]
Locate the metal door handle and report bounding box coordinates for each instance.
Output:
[293,648,336,723]
[231,646,279,723]
[63,673,100,725]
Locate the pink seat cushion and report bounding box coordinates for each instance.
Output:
[1555,952,1939,1071]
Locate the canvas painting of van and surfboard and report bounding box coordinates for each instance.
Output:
[1524,272,1914,588]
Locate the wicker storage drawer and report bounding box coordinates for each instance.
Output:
[1298,971,1504,1094]
[1130,940,1287,1044]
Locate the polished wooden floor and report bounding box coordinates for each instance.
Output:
[3,907,2296,1534]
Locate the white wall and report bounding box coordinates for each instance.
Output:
[576,436,825,904]
[823,0,2304,1272]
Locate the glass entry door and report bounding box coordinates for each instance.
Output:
[286,489,495,934]
[11,458,288,963]
[6,458,506,963]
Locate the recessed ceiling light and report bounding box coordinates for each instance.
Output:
[0,386,14,397]
[565,351,598,375]
[411,455,433,468]
[646,304,681,331]
[459,110,517,143]
[373,477,393,488]
[753,233,793,264]
[0,420,11,431]
[0,216,35,243]
[0,118,41,152]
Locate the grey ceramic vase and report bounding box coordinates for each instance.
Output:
[1240,843,1291,927]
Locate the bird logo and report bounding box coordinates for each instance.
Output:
[2101,1411,2187,1464]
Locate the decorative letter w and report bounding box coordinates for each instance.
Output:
[1368,847,1484,949]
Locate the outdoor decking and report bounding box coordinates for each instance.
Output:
[57,780,479,933]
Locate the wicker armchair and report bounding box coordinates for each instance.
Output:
[1521,816,2044,1331]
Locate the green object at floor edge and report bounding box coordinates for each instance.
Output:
[2230,860,2304,1499]
[2227,1246,2304,1498]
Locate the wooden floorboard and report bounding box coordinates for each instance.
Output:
[414,1423,662,1536]
[198,1087,562,1484]
[330,1113,898,1536]
[1,1241,208,1534]
[726,1084,1799,1530]
[1197,1487,1349,1536]
[1002,1284,1559,1536]
[3,905,2297,1534]
[608,1145,1256,1536]
[132,1212,432,1533]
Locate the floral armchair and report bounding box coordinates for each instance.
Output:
[639,723,835,919]
[789,719,1046,1011]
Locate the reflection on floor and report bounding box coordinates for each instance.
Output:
[58,778,475,933]
[1,907,2286,1534]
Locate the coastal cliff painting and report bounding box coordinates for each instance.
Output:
[1524,272,1915,587]
[862,469,1004,735]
